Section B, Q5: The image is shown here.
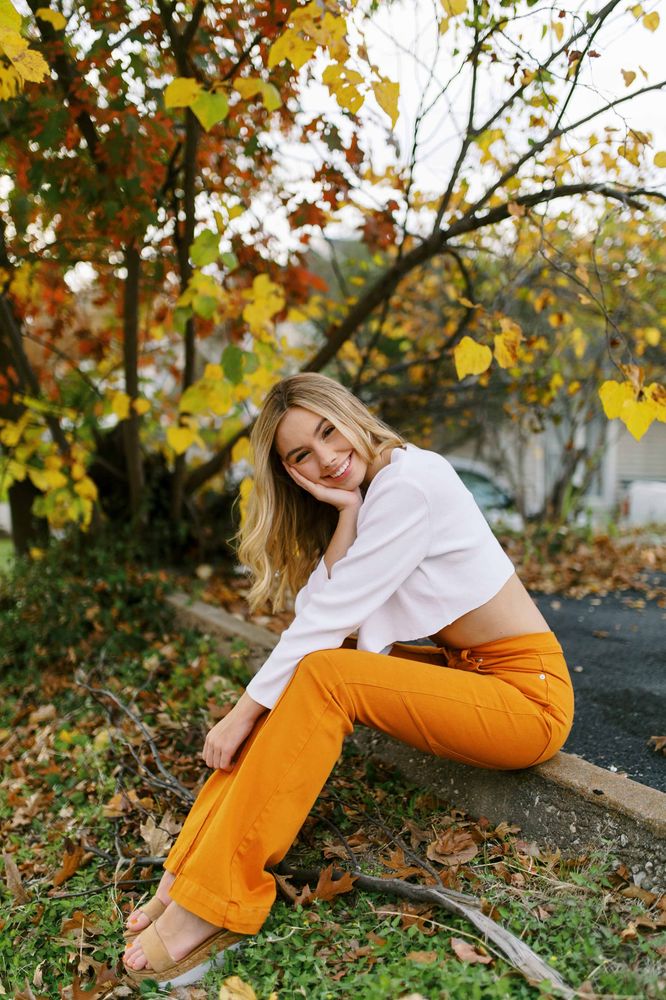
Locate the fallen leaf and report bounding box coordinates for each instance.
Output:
[620,885,657,905]
[313,864,357,902]
[450,936,493,964]
[427,828,478,866]
[218,976,262,1000]
[28,704,56,725]
[139,815,173,856]
[381,847,423,879]
[407,950,438,964]
[3,851,31,903]
[53,841,86,887]
[648,736,666,755]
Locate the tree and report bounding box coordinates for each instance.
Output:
[0,0,664,553]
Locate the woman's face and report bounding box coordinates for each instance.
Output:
[274,406,368,490]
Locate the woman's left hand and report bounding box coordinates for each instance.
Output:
[283,462,362,511]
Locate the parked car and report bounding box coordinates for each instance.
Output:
[447,458,524,531]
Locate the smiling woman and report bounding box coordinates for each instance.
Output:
[121,373,574,989]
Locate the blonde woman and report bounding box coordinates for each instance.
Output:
[123,372,574,987]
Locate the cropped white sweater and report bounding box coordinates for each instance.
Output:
[245,444,515,709]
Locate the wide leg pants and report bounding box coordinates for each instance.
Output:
[164,631,573,933]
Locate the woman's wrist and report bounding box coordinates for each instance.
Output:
[236,690,267,721]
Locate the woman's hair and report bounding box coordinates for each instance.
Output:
[238,372,404,612]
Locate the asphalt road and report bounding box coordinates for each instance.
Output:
[533,588,666,791]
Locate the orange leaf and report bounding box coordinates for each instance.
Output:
[53,840,86,887]
[450,936,493,964]
[313,863,357,902]
[426,828,478,866]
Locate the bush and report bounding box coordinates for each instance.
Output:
[0,531,173,676]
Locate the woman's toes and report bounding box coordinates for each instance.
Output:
[126,910,150,932]
[123,943,147,971]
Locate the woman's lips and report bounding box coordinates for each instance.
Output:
[328,453,352,482]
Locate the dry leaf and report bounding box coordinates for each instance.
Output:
[450,936,493,964]
[139,815,173,856]
[648,735,666,754]
[381,847,423,879]
[406,950,438,964]
[218,977,258,1000]
[427,828,478,866]
[313,864,357,902]
[53,841,86,887]
[28,704,57,725]
[3,851,31,903]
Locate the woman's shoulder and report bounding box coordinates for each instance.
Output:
[368,444,461,500]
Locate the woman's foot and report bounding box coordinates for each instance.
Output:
[125,870,176,935]
[123,900,221,972]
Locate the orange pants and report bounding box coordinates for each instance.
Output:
[165,631,573,934]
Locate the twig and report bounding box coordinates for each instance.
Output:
[275,863,575,999]
[76,675,195,804]
[48,877,161,900]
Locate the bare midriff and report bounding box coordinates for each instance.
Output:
[428,572,551,649]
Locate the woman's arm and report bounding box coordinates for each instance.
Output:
[284,461,363,577]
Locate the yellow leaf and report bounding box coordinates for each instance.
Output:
[218,975,257,1000]
[29,547,45,560]
[372,77,399,128]
[322,62,364,114]
[164,77,202,109]
[621,69,636,87]
[620,399,654,440]
[0,63,20,100]
[631,4,644,17]
[599,380,633,419]
[71,462,85,480]
[440,0,467,15]
[493,327,522,369]
[453,337,492,380]
[167,426,198,455]
[111,391,131,420]
[549,372,564,395]
[133,397,150,415]
[74,476,98,501]
[9,44,49,83]
[35,7,66,30]
[233,77,282,111]
[204,363,223,380]
[268,28,317,70]
[242,274,285,334]
[0,1,21,31]
[645,382,666,422]
[654,151,666,168]
[231,438,253,464]
[642,11,659,31]
[642,327,661,347]
[552,22,564,42]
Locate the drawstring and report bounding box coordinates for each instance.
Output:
[441,647,484,671]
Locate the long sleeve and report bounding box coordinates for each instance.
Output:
[245,476,430,709]
[293,557,329,615]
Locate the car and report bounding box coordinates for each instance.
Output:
[447,458,524,531]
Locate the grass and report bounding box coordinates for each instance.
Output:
[0,541,664,999]
[0,536,13,576]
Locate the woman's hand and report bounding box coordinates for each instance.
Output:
[202,692,265,771]
[283,461,362,512]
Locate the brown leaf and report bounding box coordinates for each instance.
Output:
[450,936,493,964]
[427,829,478,867]
[620,885,657,906]
[273,871,299,904]
[139,815,173,857]
[102,789,140,818]
[53,841,86,888]
[313,864,357,902]
[381,847,423,879]
[507,201,526,217]
[648,735,666,754]
[403,818,430,847]
[367,930,387,946]
[3,850,31,903]
[322,843,350,862]
[407,950,438,964]
[28,704,57,725]
[71,963,119,1000]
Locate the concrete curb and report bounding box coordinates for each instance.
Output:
[167,591,666,884]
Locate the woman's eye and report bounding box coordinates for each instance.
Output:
[323,426,335,437]
[295,452,307,463]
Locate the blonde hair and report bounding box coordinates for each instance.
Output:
[238,373,404,612]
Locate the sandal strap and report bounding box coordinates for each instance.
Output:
[135,922,174,973]
[137,896,167,922]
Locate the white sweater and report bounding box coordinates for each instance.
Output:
[245,444,515,709]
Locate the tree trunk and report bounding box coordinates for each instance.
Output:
[170,108,200,524]
[122,242,145,519]
[8,479,49,555]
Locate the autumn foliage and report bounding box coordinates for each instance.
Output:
[0,0,664,551]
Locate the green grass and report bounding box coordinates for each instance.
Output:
[0,541,664,999]
[0,537,13,576]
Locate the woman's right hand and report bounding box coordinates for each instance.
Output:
[202,692,265,771]
[283,461,362,512]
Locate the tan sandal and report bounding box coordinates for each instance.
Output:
[123,922,245,988]
[123,896,168,940]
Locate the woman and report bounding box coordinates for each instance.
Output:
[122,373,574,987]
